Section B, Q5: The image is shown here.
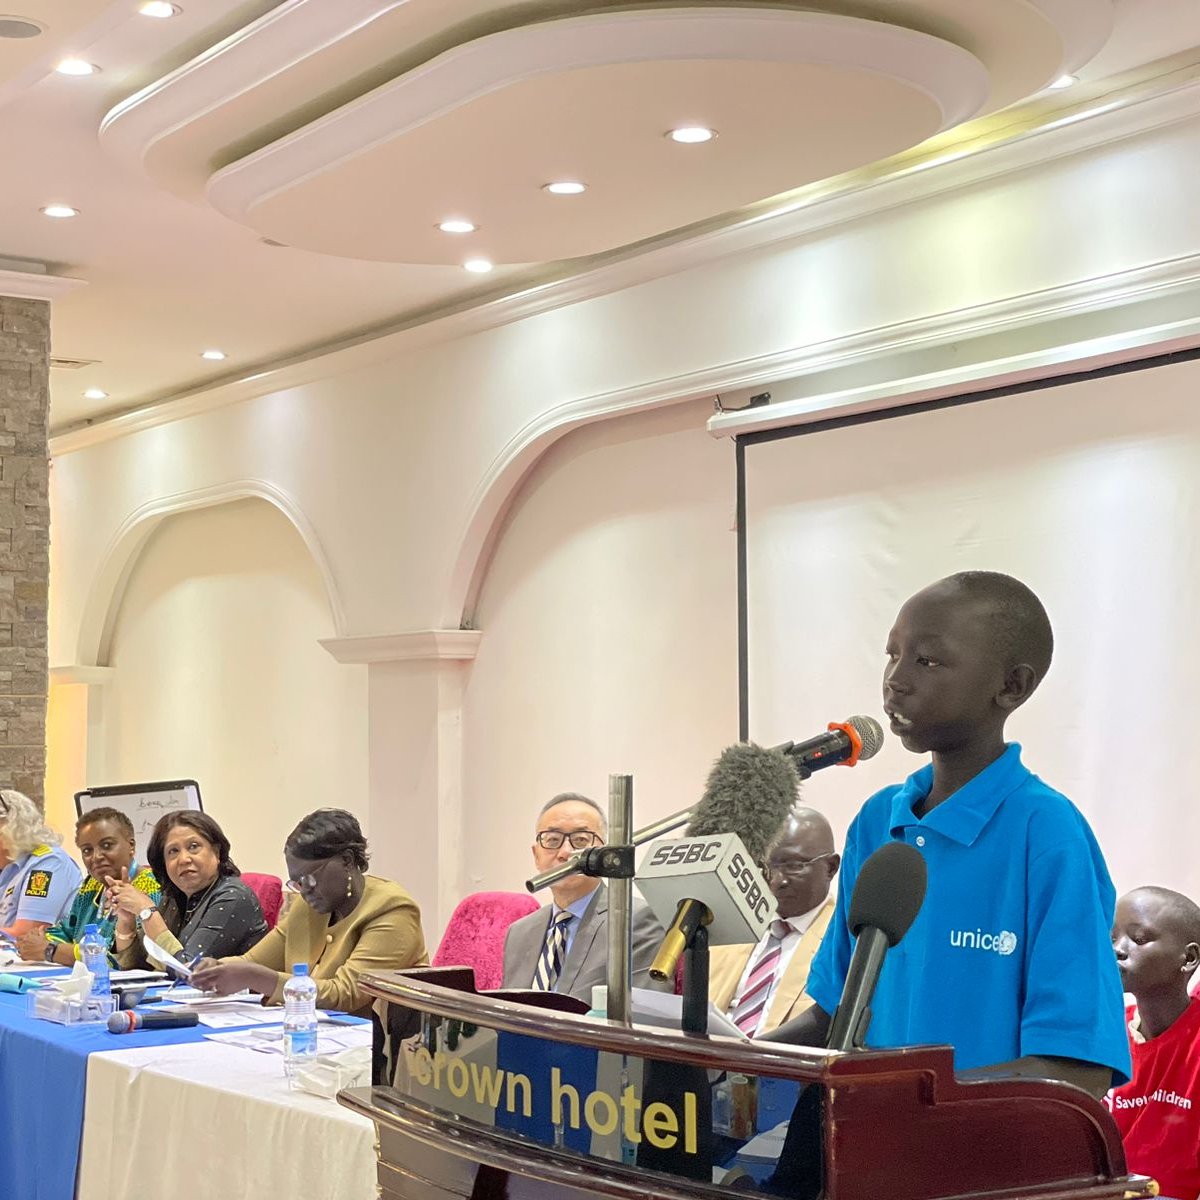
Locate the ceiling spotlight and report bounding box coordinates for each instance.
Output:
[200,349,227,361]
[0,18,45,39]
[463,259,493,274]
[40,204,79,219]
[139,1,181,16]
[83,387,108,400]
[544,181,586,195]
[1049,74,1078,89]
[438,219,477,234]
[668,126,716,144]
[55,58,98,76]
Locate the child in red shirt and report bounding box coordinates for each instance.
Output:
[1108,887,1200,1200]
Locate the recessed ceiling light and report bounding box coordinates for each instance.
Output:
[40,204,79,219]
[668,126,716,144]
[438,219,477,234]
[200,349,227,361]
[0,17,44,39]
[1049,74,1078,89]
[139,1,181,16]
[55,58,99,76]
[83,387,108,400]
[463,259,493,274]
[544,181,587,195]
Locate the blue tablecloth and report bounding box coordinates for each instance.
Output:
[0,982,245,1200]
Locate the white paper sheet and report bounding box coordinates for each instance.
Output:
[142,934,193,978]
[158,988,257,1006]
[191,1007,286,1029]
[628,987,750,1041]
[205,1023,372,1054]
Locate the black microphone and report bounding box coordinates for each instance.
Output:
[773,715,885,780]
[107,1009,201,1033]
[826,840,927,1051]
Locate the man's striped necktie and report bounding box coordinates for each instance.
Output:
[729,919,791,1036]
[532,910,574,991]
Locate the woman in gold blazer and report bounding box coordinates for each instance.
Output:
[190,809,427,1015]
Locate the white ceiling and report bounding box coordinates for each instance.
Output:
[0,0,1196,433]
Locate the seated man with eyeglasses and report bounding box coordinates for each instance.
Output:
[709,806,840,1037]
[501,792,666,1002]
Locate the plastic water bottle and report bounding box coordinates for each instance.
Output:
[283,963,318,1079]
[80,923,111,999]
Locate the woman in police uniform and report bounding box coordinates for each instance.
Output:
[0,789,82,942]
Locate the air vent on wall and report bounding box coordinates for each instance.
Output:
[0,18,43,39]
[50,357,98,370]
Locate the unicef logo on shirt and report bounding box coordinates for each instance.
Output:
[949,927,1019,955]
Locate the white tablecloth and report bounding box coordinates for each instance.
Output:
[77,1039,378,1199]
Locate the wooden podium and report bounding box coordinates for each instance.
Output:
[341,968,1152,1200]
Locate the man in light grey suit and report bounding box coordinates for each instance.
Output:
[502,792,666,1003]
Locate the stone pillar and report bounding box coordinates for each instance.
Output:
[0,295,50,804]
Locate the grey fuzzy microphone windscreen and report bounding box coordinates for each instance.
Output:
[685,743,801,863]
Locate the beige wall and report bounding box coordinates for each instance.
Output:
[44,680,88,837]
[462,399,737,894]
[87,498,367,878]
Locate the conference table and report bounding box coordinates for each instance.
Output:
[0,969,377,1200]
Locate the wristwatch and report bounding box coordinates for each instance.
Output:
[137,904,158,926]
[44,941,57,963]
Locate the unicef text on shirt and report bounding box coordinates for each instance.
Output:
[948,929,1019,955]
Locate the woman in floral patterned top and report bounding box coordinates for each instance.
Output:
[17,806,160,966]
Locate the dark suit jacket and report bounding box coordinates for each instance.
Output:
[501,884,665,1003]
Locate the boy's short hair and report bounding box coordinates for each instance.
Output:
[1130,885,1200,945]
[944,571,1054,678]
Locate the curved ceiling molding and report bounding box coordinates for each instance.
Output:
[1024,0,1117,74]
[204,7,988,264]
[100,0,407,198]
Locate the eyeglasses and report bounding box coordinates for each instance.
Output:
[765,852,835,879]
[535,830,603,852]
[285,856,339,893]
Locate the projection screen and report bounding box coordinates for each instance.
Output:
[741,351,1200,899]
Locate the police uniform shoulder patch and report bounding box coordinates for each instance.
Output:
[25,869,53,898]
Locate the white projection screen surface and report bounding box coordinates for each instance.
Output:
[743,353,1200,901]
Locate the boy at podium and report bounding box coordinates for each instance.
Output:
[769,572,1129,1096]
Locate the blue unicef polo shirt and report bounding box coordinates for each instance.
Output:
[807,744,1131,1083]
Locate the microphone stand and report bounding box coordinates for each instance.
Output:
[648,896,713,1035]
[605,775,633,1025]
[682,924,709,1036]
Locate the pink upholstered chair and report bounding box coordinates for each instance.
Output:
[241,872,284,930]
[432,891,541,991]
